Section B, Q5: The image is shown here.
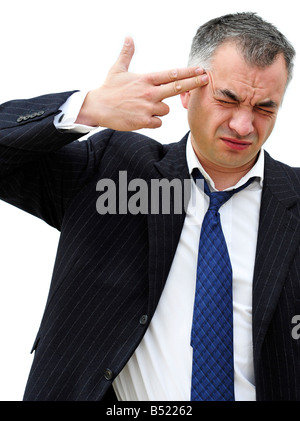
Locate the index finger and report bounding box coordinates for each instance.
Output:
[156,72,209,101]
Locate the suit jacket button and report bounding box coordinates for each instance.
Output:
[104,368,113,381]
[17,116,24,123]
[140,315,148,325]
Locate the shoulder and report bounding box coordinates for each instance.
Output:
[87,129,188,180]
[108,129,165,154]
[264,150,300,193]
[88,128,169,163]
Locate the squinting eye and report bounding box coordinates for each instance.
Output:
[217,99,235,105]
[256,107,275,115]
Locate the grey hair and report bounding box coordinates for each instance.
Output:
[188,12,296,86]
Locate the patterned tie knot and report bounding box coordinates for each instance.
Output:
[192,168,254,213]
[208,191,234,213]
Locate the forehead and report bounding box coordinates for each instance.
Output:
[209,42,288,105]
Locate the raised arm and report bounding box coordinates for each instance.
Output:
[0,38,209,229]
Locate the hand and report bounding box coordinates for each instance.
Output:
[75,37,208,131]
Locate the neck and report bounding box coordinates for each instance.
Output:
[202,163,255,190]
[192,147,257,191]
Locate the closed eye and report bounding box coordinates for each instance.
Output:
[217,100,276,115]
[217,99,236,106]
[255,106,275,115]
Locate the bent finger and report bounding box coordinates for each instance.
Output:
[144,116,163,129]
[152,102,170,117]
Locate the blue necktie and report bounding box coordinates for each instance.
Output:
[191,169,253,401]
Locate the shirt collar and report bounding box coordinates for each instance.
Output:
[186,134,264,192]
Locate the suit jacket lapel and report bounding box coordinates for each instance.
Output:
[146,133,190,315]
[252,151,300,370]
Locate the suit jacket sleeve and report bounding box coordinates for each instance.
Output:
[0,91,113,230]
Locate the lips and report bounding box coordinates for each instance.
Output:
[220,137,252,151]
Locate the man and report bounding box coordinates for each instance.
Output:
[0,12,298,401]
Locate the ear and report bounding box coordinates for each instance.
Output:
[180,92,191,109]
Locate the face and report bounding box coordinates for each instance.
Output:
[181,42,288,172]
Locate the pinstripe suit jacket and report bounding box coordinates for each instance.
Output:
[0,92,300,401]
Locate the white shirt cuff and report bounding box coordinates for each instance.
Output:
[54,91,97,134]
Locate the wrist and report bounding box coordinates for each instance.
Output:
[75,90,100,127]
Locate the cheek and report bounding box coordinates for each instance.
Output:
[256,116,276,141]
[189,98,228,125]
[213,106,233,122]
[206,106,233,133]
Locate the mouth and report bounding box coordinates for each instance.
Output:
[220,137,252,151]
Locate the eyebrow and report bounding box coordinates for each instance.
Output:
[216,89,241,102]
[215,89,278,109]
[256,99,278,109]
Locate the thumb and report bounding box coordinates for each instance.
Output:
[113,37,135,73]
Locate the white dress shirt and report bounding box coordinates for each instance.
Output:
[55,94,264,401]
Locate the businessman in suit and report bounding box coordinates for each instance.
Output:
[0,12,299,401]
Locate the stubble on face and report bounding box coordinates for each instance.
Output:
[184,43,288,186]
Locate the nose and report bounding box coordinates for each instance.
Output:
[228,108,255,138]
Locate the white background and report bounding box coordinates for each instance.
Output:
[0,0,299,401]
